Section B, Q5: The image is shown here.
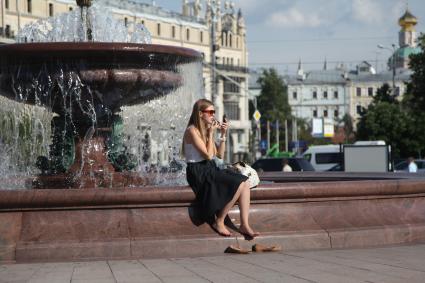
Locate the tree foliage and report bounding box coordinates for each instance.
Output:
[402,34,425,157]
[356,86,412,158]
[257,68,291,122]
[356,34,425,158]
[256,68,293,150]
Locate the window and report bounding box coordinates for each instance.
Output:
[69,6,73,11]
[200,31,203,43]
[236,37,239,48]
[5,0,9,9]
[334,91,338,99]
[172,26,176,38]
[313,109,318,118]
[368,87,373,97]
[313,91,317,99]
[27,0,32,13]
[323,91,328,99]
[49,3,54,17]
[124,17,128,27]
[186,28,190,41]
[356,105,362,114]
[157,23,161,36]
[224,102,240,120]
[223,76,242,93]
[141,20,145,25]
[356,87,361,97]
[324,110,328,117]
[229,34,232,47]
[334,109,339,118]
[292,92,297,99]
[316,153,342,164]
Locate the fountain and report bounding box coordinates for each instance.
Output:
[0,0,202,189]
[0,0,425,263]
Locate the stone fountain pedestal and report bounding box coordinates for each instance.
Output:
[1,173,425,263]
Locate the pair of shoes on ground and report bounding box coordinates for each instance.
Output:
[225,243,282,254]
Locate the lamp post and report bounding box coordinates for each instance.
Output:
[377,44,397,95]
[207,0,220,108]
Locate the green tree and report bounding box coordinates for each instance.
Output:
[356,84,412,158]
[257,68,291,122]
[256,68,292,150]
[403,34,425,157]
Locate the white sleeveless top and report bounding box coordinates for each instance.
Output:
[184,126,206,163]
[184,143,205,163]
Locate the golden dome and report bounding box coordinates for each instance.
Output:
[398,9,418,30]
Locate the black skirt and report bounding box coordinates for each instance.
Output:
[186,160,248,222]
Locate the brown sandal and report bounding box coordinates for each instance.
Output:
[224,245,251,254]
[252,243,282,252]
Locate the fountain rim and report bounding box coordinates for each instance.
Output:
[0,42,203,60]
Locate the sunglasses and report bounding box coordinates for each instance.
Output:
[202,110,216,115]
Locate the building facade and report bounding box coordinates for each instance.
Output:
[0,0,250,162]
[286,9,420,132]
[287,62,349,125]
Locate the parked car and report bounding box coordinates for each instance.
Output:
[302,145,342,171]
[251,157,315,172]
[326,164,343,171]
[394,159,425,173]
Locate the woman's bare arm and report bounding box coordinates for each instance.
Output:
[216,121,228,159]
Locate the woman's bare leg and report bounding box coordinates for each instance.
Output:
[214,181,248,235]
[215,181,255,236]
[238,183,259,238]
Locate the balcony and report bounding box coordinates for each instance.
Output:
[216,63,249,74]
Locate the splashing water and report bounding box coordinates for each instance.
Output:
[0,2,203,189]
[16,3,151,44]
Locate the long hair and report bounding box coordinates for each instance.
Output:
[181,99,214,155]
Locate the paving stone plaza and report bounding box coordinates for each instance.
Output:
[1,244,425,283]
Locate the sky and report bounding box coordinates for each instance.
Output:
[139,0,424,75]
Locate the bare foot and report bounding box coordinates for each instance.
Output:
[212,221,232,237]
[239,224,260,240]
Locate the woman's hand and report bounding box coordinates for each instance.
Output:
[220,121,229,136]
[208,119,221,133]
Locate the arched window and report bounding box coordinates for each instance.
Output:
[172,26,176,38]
[229,34,232,47]
[186,28,190,41]
[49,3,54,16]
[27,0,32,13]
[157,23,161,36]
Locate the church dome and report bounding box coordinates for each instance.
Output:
[398,10,418,30]
[395,46,421,59]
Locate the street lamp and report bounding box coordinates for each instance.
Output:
[207,0,221,109]
[377,44,397,95]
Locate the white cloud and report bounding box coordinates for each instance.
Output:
[266,7,323,28]
[352,0,384,24]
[234,0,289,14]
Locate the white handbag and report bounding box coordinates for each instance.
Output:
[232,161,260,189]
